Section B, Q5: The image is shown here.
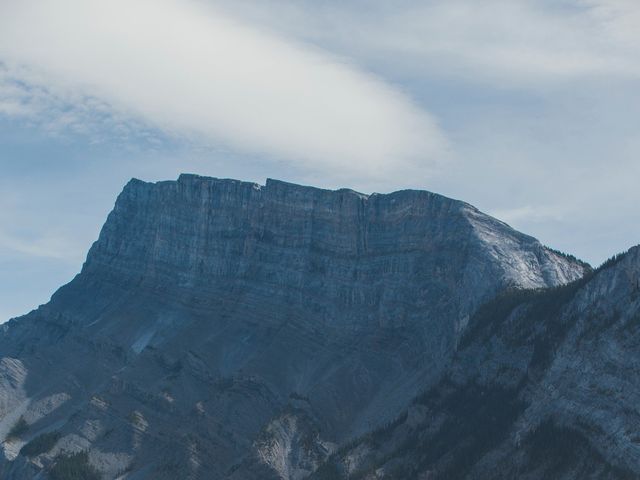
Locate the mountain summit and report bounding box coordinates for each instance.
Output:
[0,175,589,479]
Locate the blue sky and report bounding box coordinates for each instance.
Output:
[1,0,640,321]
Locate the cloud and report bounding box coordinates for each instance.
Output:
[0,65,170,149]
[0,229,83,261]
[211,0,640,87]
[0,189,85,262]
[0,0,447,182]
[490,205,569,225]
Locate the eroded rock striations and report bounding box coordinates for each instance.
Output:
[0,175,588,479]
[315,247,640,479]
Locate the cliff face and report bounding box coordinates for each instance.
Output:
[318,247,640,480]
[0,175,586,479]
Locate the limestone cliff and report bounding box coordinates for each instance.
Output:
[316,247,640,479]
[0,175,587,479]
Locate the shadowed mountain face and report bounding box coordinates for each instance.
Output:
[315,247,640,480]
[0,175,587,479]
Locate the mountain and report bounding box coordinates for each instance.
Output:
[0,174,588,479]
[313,247,640,479]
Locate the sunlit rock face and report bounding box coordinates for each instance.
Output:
[0,175,586,479]
[318,246,640,480]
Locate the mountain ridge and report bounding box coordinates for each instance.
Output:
[313,245,640,479]
[0,175,592,479]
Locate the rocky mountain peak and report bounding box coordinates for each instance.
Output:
[0,175,590,479]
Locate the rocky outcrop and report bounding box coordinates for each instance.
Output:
[0,175,587,479]
[316,247,640,479]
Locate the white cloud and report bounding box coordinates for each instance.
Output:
[0,189,85,262]
[490,205,569,225]
[0,0,447,182]
[0,229,82,261]
[211,0,640,86]
[0,65,168,147]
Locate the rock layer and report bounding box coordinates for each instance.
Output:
[317,247,640,479]
[0,175,587,479]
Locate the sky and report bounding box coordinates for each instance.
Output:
[1,0,639,321]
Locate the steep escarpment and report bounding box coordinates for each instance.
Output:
[0,175,586,479]
[316,247,640,479]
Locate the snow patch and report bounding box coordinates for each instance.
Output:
[131,328,156,354]
[23,392,71,424]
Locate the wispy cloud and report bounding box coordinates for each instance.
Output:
[0,189,85,262]
[490,205,569,225]
[0,0,447,182]
[213,0,640,86]
[0,229,83,261]
[0,65,165,148]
